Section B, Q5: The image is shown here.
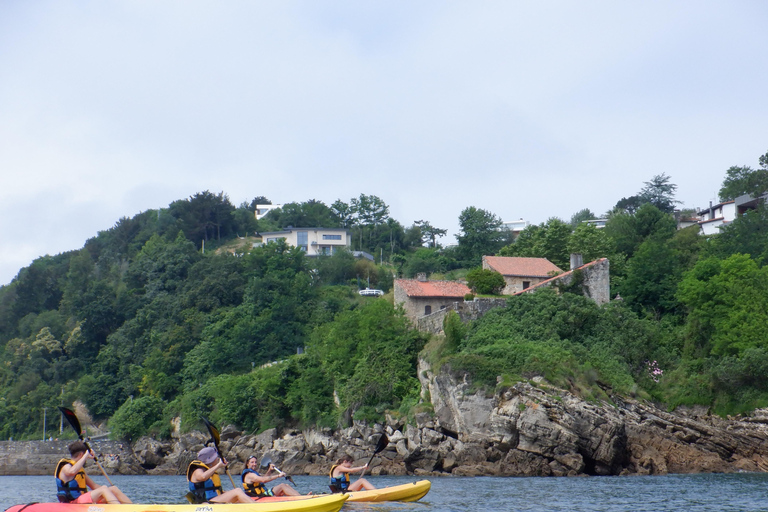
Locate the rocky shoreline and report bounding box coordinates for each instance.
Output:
[5,360,768,477]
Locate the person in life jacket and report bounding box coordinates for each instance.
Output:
[241,455,301,497]
[329,454,375,493]
[55,440,132,504]
[187,446,252,503]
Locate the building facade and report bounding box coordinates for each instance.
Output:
[482,255,562,295]
[394,276,472,323]
[257,227,351,256]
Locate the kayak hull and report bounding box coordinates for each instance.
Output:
[5,493,348,512]
[344,480,431,502]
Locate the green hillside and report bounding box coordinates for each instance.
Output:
[2,154,768,441]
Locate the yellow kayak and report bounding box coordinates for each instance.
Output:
[5,493,348,512]
[344,480,431,502]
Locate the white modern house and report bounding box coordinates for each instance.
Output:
[256,227,351,256]
[697,193,768,235]
[698,200,736,235]
[254,204,283,220]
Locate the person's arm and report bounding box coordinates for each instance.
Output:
[60,451,90,481]
[246,465,284,484]
[192,460,224,483]
[336,463,368,474]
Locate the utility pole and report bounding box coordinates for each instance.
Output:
[42,408,47,441]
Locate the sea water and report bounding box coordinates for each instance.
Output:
[2,473,768,511]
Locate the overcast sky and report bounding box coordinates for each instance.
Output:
[1,1,767,286]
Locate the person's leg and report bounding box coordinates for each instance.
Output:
[210,489,254,503]
[108,486,133,503]
[348,478,375,491]
[272,483,300,496]
[87,486,121,504]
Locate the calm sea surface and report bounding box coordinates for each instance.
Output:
[2,473,768,511]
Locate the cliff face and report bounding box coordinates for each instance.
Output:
[416,357,768,476]
[9,362,768,477]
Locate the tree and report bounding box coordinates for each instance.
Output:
[604,203,676,258]
[678,254,768,357]
[267,200,339,229]
[455,207,505,266]
[413,220,447,248]
[640,174,680,214]
[499,218,571,269]
[567,223,614,263]
[619,238,680,316]
[330,200,354,228]
[612,196,643,215]
[167,191,237,246]
[569,208,596,227]
[466,268,505,295]
[718,151,768,201]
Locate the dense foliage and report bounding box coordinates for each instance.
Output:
[2,151,768,440]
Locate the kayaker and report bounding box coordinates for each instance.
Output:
[329,454,376,492]
[187,446,253,503]
[241,455,301,497]
[55,440,132,504]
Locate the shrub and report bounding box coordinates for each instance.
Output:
[466,267,505,295]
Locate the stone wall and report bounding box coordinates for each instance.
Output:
[416,298,509,335]
[0,439,139,476]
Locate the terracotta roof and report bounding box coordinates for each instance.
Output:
[514,258,607,295]
[395,279,471,298]
[484,256,562,278]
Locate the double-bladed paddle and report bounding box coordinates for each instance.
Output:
[201,417,237,489]
[356,433,389,482]
[58,406,113,485]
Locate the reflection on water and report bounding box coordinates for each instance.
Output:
[4,473,768,512]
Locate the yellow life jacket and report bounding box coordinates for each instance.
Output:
[55,458,88,503]
[241,468,270,497]
[187,460,223,503]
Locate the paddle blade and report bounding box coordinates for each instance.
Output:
[260,455,272,468]
[374,433,389,455]
[201,417,220,446]
[59,407,82,437]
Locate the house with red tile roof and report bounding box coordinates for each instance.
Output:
[482,255,562,295]
[515,257,610,305]
[394,275,471,323]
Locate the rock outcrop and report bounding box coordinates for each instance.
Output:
[7,359,768,477]
[127,358,768,477]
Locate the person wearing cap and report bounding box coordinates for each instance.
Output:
[55,440,132,504]
[241,455,301,497]
[187,446,252,503]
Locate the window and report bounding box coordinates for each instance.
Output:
[297,231,308,251]
[424,305,432,315]
[322,234,342,240]
[266,237,285,243]
[523,281,531,290]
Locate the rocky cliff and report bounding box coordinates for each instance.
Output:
[128,357,768,478]
[8,360,768,477]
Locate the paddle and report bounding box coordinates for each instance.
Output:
[356,433,389,482]
[58,406,114,485]
[201,417,237,489]
[260,454,296,486]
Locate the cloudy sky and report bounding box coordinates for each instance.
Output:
[1,1,767,286]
